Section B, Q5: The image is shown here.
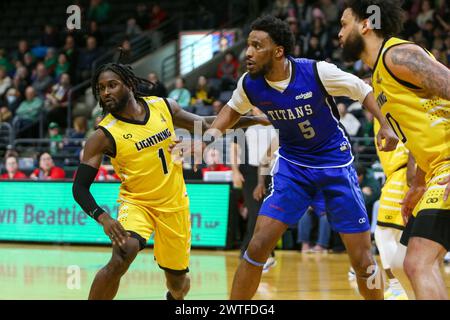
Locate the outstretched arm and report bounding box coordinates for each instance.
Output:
[385,44,450,100]
[72,129,128,246]
[362,92,399,151]
[168,98,266,133]
[316,61,398,151]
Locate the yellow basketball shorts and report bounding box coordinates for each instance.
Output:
[377,166,408,230]
[414,162,450,215]
[117,201,191,273]
[400,162,450,250]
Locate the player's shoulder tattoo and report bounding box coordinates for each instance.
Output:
[389,45,427,75]
[388,45,450,99]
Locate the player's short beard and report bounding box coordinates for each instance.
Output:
[248,61,272,79]
[102,93,129,115]
[342,30,365,62]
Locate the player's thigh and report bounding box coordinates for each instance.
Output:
[153,207,191,273]
[411,165,450,251]
[320,165,370,233]
[259,161,314,226]
[117,201,155,250]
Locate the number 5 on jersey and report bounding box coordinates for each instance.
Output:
[298,120,316,139]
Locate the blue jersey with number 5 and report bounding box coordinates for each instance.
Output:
[242,57,353,168]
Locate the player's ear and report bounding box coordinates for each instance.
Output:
[275,46,284,59]
[361,18,371,35]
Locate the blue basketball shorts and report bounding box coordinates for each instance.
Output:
[259,157,370,233]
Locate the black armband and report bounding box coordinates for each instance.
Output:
[72,164,106,222]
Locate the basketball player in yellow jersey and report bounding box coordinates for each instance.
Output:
[72,63,268,300]
[373,119,416,299]
[339,0,450,299]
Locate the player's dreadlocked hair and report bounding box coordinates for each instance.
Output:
[91,63,155,111]
[345,0,404,38]
[251,15,295,56]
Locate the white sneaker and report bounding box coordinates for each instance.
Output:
[262,257,276,273]
[348,267,356,281]
[384,287,408,300]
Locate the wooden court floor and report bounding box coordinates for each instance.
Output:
[0,243,449,300]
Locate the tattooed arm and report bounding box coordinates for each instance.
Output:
[384,44,450,100]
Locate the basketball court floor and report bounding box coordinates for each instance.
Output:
[1,243,449,300]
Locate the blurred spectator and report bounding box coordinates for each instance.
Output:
[86,113,103,139]
[356,164,381,221]
[13,66,30,96]
[87,0,111,25]
[297,194,331,253]
[148,3,168,30]
[43,48,57,76]
[0,155,27,180]
[287,17,301,43]
[126,18,143,39]
[0,67,12,97]
[55,53,71,79]
[40,24,60,48]
[48,122,63,156]
[4,145,19,160]
[30,152,65,180]
[190,75,216,110]
[13,86,43,138]
[337,101,361,136]
[45,73,71,128]
[113,39,133,64]
[401,10,420,40]
[0,49,14,74]
[147,72,167,97]
[23,52,36,76]
[290,0,313,32]
[271,0,291,20]
[62,35,79,76]
[11,40,31,65]
[134,3,150,30]
[201,148,231,177]
[416,0,435,29]
[32,63,53,99]
[63,116,87,156]
[168,77,191,110]
[87,21,104,47]
[217,51,239,91]
[0,88,21,123]
[77,36,102,82]
[320,0,338,25]
[305,36,325,60]
[355,109,376,164]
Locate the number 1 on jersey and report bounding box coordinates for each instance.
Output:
[158,148,169,174]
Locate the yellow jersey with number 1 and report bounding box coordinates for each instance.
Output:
[372,37,450,180]
[98,96,189,212]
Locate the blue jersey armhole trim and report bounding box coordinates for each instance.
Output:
[242,73,256,107]
[312,61,330,97]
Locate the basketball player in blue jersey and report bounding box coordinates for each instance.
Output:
[206,15,398,300]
